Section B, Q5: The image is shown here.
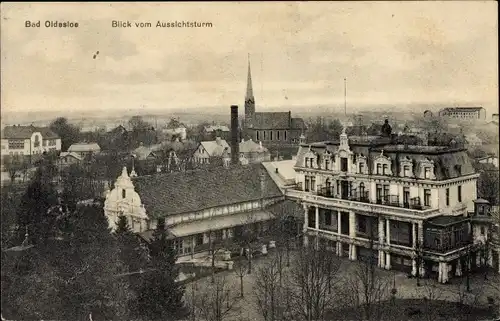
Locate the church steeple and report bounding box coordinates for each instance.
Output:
[244,54,256,131]
[246,56,254,101]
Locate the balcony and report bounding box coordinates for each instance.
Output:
[286,186,440,218]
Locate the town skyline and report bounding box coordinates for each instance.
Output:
[1,2,498,116]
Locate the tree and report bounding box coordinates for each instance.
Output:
[342,237,391,321]
[328,119,344,138]
[254,255,288,321]
[233,215,261,274]
[287,241,342,321]
[415,279,443,321]
[194,275,239,321]
[128,116,157,149]
[233,256,248,298]
[55,204,132,320]
[136,221,186,320]
[475,163,499,205]
[3,155,24,184]
[49,117,81,151]
[16,165,60,246]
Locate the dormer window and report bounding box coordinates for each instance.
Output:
[359,163,364,174]
[377,164,382,175]
[305,158,310,167]
[122,189,126,199]
[403,165,410,177]
[382,164,389,175]
[424,167,431,179]
[325,159,330,170]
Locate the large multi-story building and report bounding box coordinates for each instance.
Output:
[438,107,486,120]
[1,125,61,159]
[286,127,497,282]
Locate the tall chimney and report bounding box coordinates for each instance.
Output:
[230,105,239,165]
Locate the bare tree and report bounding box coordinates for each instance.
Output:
[207,229,231,283]
[416,279,443,321]
[3,155,23,185]
[287,241,342,321]
[233,214,261,274]
[233,256,248,298]
[342,234,391,321]
[194,275,239,321]
[253,255,288,321]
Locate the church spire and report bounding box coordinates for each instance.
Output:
[246,54,254,100]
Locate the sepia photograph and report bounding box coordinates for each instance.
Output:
[0,2,499,320]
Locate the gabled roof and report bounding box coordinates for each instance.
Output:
[199,140,230,157]
[68,142,101,153]
[132,164,283,218]
[239,139,268,153]
[132,146,157,160]
[59,152,82,161]
[1,125,59,139]
[253,112,290,129]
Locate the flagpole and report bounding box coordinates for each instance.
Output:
[344,78,347,117]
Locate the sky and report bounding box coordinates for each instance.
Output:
[1,2,498,117]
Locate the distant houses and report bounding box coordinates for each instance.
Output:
[67,142,101,159]
[1,125,61,160]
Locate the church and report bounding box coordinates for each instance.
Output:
[242,59,305,150]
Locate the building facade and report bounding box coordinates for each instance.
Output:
[103,164,285,258]
[242,59,305,146]
[438,107,487,120]
[286,128,496,282]
[1,125,61,159]
[67,142,101,158]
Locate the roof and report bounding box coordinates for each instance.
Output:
[440,107,484,113]
[59,152,83,161]
[132,163,283,218]
[204,125,230,132]
[68,142,101,153]
[427,215,469,227]
[199,140,230,157]
[253,112,290,129]
[474,198,490,204]
[132,146,156,160]
[291,117,306,130]
[1,125,59,139]
[294,141,476,180]
[239,139,268,153]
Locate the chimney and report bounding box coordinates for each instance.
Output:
[230,105,239,165]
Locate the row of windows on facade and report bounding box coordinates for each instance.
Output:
[303,176,463,206]
[256,130,288,141]
[7,148,56,156]
[311,210,471,249]
[5,139,57,150]
[304,156,436,179]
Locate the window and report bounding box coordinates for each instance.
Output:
[277,131,280,140]
[383,185,390,199]
[256,131,259,141]
[174,239,183,254]
[215,230,223,240]
[458,185,462,203]
[8,140,24,149]
[359,163,364,174]
[403,165,410,177]
[424,189,431,207]
[43,140,47,146]
[324,211,332,226]
[49,140,56,146]
[263,131,266,140]
[376,184,383,203]
[357,216,367,234]
[446,188,450,206]
[284,131,287,141]
[480,227,485,235]
[34,135,40,148]
[122,189,126,198]
[424,167,431,179]
[310,176,316,192]
[403,187,410,206]
[270,131,273,141]
[383,164,388,175]
[305,176,310,192]
[359,182,365,195]
[305,158,310,167]
[325,159,330,170]
[376,163,382,174]
[341,157,348,172]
